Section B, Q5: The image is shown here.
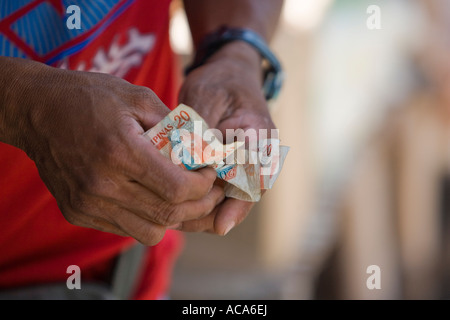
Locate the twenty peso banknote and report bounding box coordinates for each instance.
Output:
[143,104,289,202]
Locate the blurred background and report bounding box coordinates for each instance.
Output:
[168,0,450,299]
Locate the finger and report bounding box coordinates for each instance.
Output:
[63,195,166,245]
[173,184,225,222]
[172,180,227,232]
[212,198,255,235]
[62,207,130,238]
[108,205,167,246]
[129,86,171,131]
[174,205,219,233]
[176,197,254,235]
[114,183,225,226]
[127,135,218,203]
[171,197,254,235]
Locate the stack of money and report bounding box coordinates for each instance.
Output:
[143,104,289,202]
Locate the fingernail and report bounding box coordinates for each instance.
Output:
[223,222,235,236]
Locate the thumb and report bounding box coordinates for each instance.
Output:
[134,86,171,131]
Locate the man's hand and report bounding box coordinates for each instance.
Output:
[179,0,283,235]
[178,42,277,235]
[0,57,223,245]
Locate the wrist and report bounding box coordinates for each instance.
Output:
[185,26,283,101]
[208,41,261,70]
[206,41,263,84]
[0,58,61,156]
[0,57,35,149]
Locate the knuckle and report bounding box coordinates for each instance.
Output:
[158,183,176,203]
[154,203,184,226]
[133,86,158,106]
[175,184,190,202]
[160,189,174,203]
[137,86,154,98]
[165,181,189,204]
[137,226,166,246]
[79,176,106,198]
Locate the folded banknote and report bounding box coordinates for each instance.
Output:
[143,104,289,202]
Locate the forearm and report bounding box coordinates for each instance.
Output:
[183,0,284,48]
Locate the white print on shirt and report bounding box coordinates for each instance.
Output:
[59,27,155,78]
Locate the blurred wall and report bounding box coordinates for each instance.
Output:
[295,0,450,300]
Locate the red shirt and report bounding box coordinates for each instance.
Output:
[0,0,183,299]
